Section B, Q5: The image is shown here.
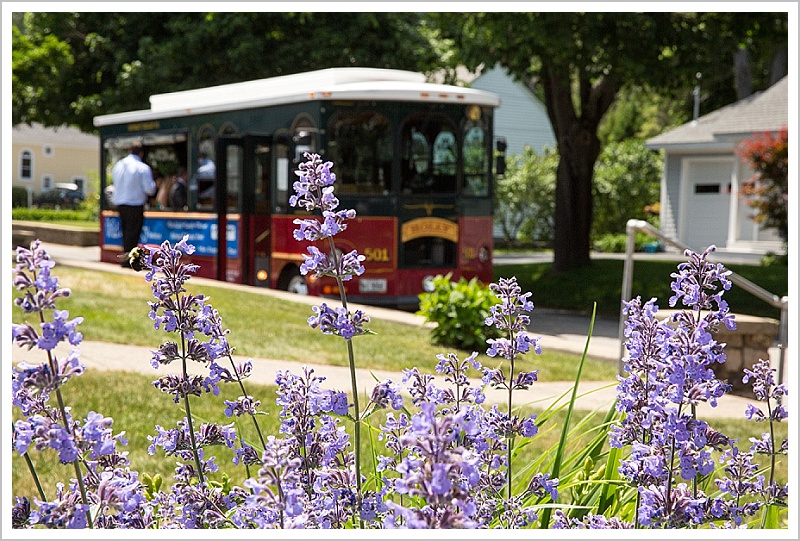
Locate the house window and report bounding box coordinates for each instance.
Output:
[43,145,54,157]
[694,183,721,194]
[42,175,53,191]
[20,150,33,180]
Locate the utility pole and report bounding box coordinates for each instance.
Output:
[692,72,702,121]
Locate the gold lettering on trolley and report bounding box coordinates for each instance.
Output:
[364,248,391,262]
[401,218,459,243]
[128,121,160,132]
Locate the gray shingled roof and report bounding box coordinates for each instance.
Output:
[12,122,98,148]
[646,76,788,149]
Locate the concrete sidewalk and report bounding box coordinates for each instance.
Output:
[10,338,759,420]
[8,243,769,419]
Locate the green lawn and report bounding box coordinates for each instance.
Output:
[10,266,618,382]
[495,259,788,319]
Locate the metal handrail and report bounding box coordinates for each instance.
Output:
[618,219,789,384]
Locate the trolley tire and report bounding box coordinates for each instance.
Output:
[280,266,308,295]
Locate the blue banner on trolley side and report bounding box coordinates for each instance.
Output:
[103,215,238,258]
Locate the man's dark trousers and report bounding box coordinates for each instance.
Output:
[117,204,145,257]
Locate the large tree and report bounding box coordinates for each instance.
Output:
[12,12,442,132]
[434,12,788,272]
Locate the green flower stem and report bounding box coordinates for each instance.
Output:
[23,451,47,502]
[766,399,777,489]
[40,307,92,528]
[760,398,778,529]
[55,386,93,528]
[664,407,681,529]
[507,326,516,502]
[326,235,363,515]
[181,391,205,485]
[179,332,205,486]
[345,337,362,501]
[226,353,267,450]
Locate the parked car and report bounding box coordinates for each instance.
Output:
[34,183,85,209]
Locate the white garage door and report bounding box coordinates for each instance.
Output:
[681,158,732,251]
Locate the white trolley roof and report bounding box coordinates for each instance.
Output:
[93,67,501,127]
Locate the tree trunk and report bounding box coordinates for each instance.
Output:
[733,48,752,100]
[552,130,596,272]
[542,65,615,274]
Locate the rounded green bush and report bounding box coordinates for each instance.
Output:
[416,273,501,350]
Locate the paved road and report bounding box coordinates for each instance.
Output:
[493,249,767,266]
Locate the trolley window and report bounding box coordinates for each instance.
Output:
[327,111,392,195]
[462,123,489,197]
[103,132,188,211]
[401,113,458,194]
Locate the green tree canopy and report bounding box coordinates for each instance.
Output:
[12,12,443,132]
[592,139,663,237]
[434,11,788,272]
[11,22,74,126]
[494,147,557,245]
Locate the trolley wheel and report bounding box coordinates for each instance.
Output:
[280,266,308,295]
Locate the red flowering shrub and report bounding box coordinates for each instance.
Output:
[736,126,788,241]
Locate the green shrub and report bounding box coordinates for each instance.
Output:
[11,186,30,208]
[760,251,788,267]
[593,231,658,253]
[11,207,97,223]
[592,139,662,237]
[416,273,501,350]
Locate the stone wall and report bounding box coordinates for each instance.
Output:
[659,310,780,397]
[12,221,99,248]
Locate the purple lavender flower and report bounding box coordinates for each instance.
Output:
[148,418,235,468]
[293,209,357,242]
[611,247,746,528]
[638,483,707,528]
[383,402,483,528]
[743,358,787,405]
[35,310,83,351]
[526,471,559,501]
[369,379,404,411]
[290,153,338,212]
[30,484,91,528]
[401,367,445,406]
[307,303,370,339]
[233,440,262,467]
[486,333,542,360]
[12,351,85,399]
[152,373,214,403]
[485,277,534,332]
[80,411,124,459]
[552,510,634,529]
[224,395,261,417]
[668,245,733,318]
[13,240,71,314]
[433,352,486,407]
[299,245,365,281]
[12,497,32,529]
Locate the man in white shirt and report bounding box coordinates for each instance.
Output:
[196,152,217,205]
[111,142,156,266]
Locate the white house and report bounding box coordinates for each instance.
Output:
[470,65,556,156]
[11,123,100,200]
[646,77,788,254]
